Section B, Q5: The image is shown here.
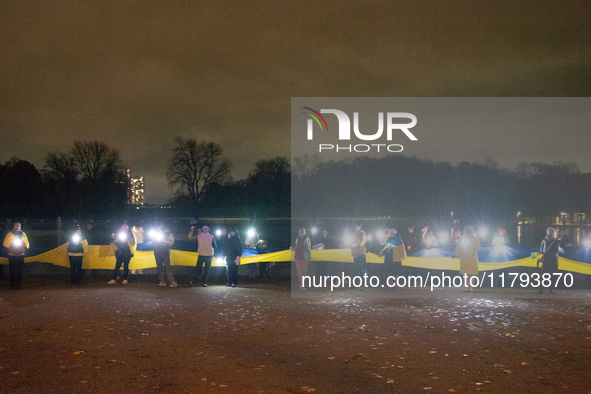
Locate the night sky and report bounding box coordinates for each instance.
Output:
[1,2,590,203]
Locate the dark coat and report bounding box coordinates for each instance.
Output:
[540,237,560,270]
[225,235,243,263]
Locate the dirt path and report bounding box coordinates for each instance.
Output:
[1,276,591,393]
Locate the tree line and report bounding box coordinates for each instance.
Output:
[4,138,587,224]
[0,138,290,219]
[292,155,591,227]
[0,140,127,219]
[167,137,290,218]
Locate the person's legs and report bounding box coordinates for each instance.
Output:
[354,254,367,277]
[260,262,268,282]
[122,257,131,281]
[383,260,393,283]
[162,253,175,283]
[70,256,83,284]
[547,268,557,293]
[15,256,24,289]
[155,251,165,283]
[295,259,309,288]
[8,256,17,288]
[112,256,123,280]
[316,261,327,279]
[295,259,304,287]
[76,256,84,284]
[228,263,238,286]
[193,256,204,282]
[70,256,77,284]
[202,256,213,284]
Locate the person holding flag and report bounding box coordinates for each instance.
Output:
[68,226,88,285]
[151,223,177,288]
[108,224,135,285]
[3,222,30,289]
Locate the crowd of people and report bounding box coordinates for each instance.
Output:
[0,222,247,290]
[0,221,580,293]
[292,223,575,293]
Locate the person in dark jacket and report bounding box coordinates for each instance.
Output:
[381,229,405,282]
[316,229,337,279]
[85,222,99,280]
[108,224,134,285]
[402,225,421,252]
[255,239,270,283]
[152,223,177,288]
[558,228,571,247]
[68,227,88,285]
[539,227,560,294]
[225,228,243,288]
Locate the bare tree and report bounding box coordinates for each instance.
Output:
[43,151,80,214]
[66,140,125,215]
[166,137,232,208]
[293,154,321,183]
[44,151,79,181]
[70,140,122,182]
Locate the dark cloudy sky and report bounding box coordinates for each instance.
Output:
[1,2,590,203]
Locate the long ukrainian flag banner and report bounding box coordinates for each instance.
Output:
[1,244,590,274]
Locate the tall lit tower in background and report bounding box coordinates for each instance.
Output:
[125,168,145,205]
[130,176,145,205]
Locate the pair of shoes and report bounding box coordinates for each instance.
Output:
[226,283,231,287]
[158,282,167,287]
[122,280,128,285]
[231,283,236,288]
[203,283,208,287]
[107,279,116,285]
[170,281,178,288]
[299,286,306,291]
